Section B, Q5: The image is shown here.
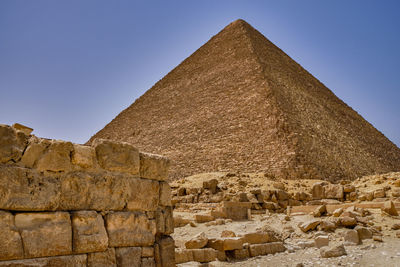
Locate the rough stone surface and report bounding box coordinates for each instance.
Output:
[312,182,325,200]
[0,211,23,260]
[355,226,373,240]
[93,139,140,175]
[72,211,108,253]
[343,229,360,245]
[160,181,172,206]
[139,152,169,181]
[71,144,96,169]
[0,124,26,164]
[299,219,320,232]
[192,248,217,263]
[382,200,399,216]
[0,255,87,267]
[126,178,160,211]
[185,232,208,249]
[20,139,48,168]
[248,242,286,257]
[320,244,347,258]
[14,212,72,258]
[106,212,156,247]
[36,140,73,172]
[314,235,329,248]
[242,232,271,244]
[175,249,194,264]
[141,257,156,267]
[324,184,344,199]
[115,247,141,267]
[88,248,117,267]
[156,236,175,267]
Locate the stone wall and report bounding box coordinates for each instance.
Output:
[0,124,174,267]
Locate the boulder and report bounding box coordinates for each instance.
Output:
[313,205,327,217]
[299,219,320,232]
[382,201,398,216]
[320,244,347,258]
[343,229,360,245]
[339,216,357,227]
[203,179,219,194]
[324,184,344,199]
[185,232,208,249]
[312,182,325,200]
[314,235,329,248]
[160,182,172,206]
[355,226,373,240]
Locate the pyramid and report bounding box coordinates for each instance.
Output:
[88,19,400,181]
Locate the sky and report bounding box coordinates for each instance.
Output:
[0,0,399,147]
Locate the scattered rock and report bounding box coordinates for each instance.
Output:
[299,219,320,232]
[381,201,398,216]
[314,235,329,248]
[320,244,347,258]
[185,232,208,249]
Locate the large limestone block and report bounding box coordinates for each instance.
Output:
[156,206,174,235]
[141,257,156,267]
[126,178,160,211]
[15,212,72,258]
[324,184,344,199]
[36,140,73,172]
[248,242,286,257]
[312,182,326,200]
[0,124,27,163]
[160,181,172,206]
[0,255,87,267]
[88,248,117,267]
[222,201,251,220]
[71,144,96,169]
[0,166,60,211]
[175,249,194,264]
[12,123,33,135]
[298,219,320,232]
[320,244,347,258]
[382,200,399,216]
[60,171,130,211]
[72,211,108,253]
[155,236,175,267]
[191,248,217,263]
[139,152,170,181]
[115,247,141,267]
[20,138,48,168]
[0,211,23,260]
[106,212,156,247]
[242,232,273,244]
[93,139,140,175]
[185,232,208,249]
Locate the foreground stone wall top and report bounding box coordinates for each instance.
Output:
[0,124,175,266]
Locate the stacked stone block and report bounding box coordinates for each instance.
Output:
[0,124,174,266]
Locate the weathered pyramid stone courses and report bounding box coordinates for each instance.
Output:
[88,19,400,181]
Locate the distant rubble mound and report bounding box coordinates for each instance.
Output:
[88,19,400,181]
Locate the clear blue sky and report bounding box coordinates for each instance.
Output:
[1,1,399,147]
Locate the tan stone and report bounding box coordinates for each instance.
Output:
[312,182,325,200]
[155,236,175,267]
[141,257,156,267]
[0,124,26,163]
[192,248,217,263]
[203,179,219,194]
[332,208,343,217]
[242,232,271,244]
[0,166,60,211]
[221,230,236,238]
[339,216,357,227]
[160,182,172,206]
[36,140,73,172]
[314,235,329,248]
[175,248,194,264]
[392,188,400,197]
[126,178,159,211]
[15,212,72,258]
[156,206,173,235]
[343,229,359,245]
[0,211,23,260]
[228,248,249,260]
[139,152,169,181]
[93,139,140,175]
[320,244,347,258]
[299,219,320,232]
[142,247,154,257]
[313,204,327,217]
[195,214,214,223]
[0,255,87,267]
[115,247,141,267]
[106,212,156,247]
[374,188,386,198]
[71,144,96,169]
[20,138,48,168]
[222,237,243,250]
[248,242,286,257]
[185,232,208,249]
[320,220,337,231]
[382,200,398,216]
[88,248,117,267]
[355,226,373,240]
[343,184,355,193]
[12,123,33,135]
[72,211,108,253]
[222,201,251,220]
[174,215,190,227]
[324,184,344,199]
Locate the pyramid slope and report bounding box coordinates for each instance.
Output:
[88,20,400,180]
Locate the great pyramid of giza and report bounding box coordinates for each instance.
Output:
[88,19,400,181]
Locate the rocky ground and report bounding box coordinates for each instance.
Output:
[170,171,400,266]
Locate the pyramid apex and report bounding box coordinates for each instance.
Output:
[227,19,252,28]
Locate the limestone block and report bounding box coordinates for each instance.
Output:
[139,152,169,181]
[88,248,117,267]
[192,248,217,263]
[14,212,72,258]
[222,237,244,250]
[142,257,156,267]
[203,179,218,194]
[355,226,373,240]
[222,201,252,220]
[0,124,26,163]
[313,204,327,217]
[343,229,359,245]
[106,212,156,247]
[72,211,108,253]
[36,140,73,172]
[298,219,320,232]
[248,242,286,257]
[195,214,214,223]
[320,244,347,258]
[339,216,357,227]
[0,211,23,260]
[185,232,208,249]
[242,232,272,244]
[155,236,175,267]
[0,255,87,267]
[93,139,140,175]
[12,123,33,135]
[126,178,159,211]
[374,188,386,198]
[0,166,60,211]
[382,200,398,216]
[314,235,329,248]
[142,247,154,257]
[115,247,141,267]
[160,181,172,206]
[324,184,344,199]
[71,144,96,169]
[227,248,249,260]
[312,182,325,200]
[156,207,173,235]
[20,138,48,168]
[175,248,194,264]
[60,171,130,211]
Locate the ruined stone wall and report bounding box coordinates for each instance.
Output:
[0,124,174,266]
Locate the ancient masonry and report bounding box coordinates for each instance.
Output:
[89,19,400,181]
[0,124,174,266]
